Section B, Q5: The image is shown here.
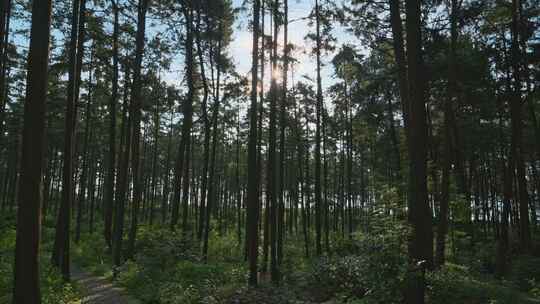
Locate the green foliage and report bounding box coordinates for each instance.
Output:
[112,226,246,304]
[308,228,407,303]
[449,194,470,224]
[0,212,80,304]
[155,261,241,304]
[528,279,540,298]
[40,266,79,304]
[0,218,15,304]
[470,242,497,274]
[509,255,540,292]
[117,257,246,304]
[73,232,112,277]
[427,263,539,304]
[207,231,243,263]
[135,227,200,267]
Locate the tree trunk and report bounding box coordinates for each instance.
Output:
[76,45,92,244]
[314,0,323,257]
[436,0,458,268]
[203,34,222,261]
[389,0,410,138]
[126,0,150,259]
[268,0,279,284]
[161,101,173,224]
[404,0,432,303]
[52,0,86,281]
[510,0,531,252]
[0,0,11,144]
[277,0,288,273]
[12,0,52,301]
[247,0,261,286]
[112,67,132,269]
[170,4,195,232]
[104,0,119,249]
[195,2,211,240]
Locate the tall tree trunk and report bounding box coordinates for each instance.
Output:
[52,0,86,281]
[236,108,242,245]
[126,0,150,259]
[76,46,92,244]
[346,83,354,235]
[268,0,279,284]
[496,97,512,277]
[161,102,173,224]
[195,1,211,240]
[181,5,195,234]
[389,0,410,139]
[87,147,98,234]
[436,0,458,268]
[323,103,330,252]
[203,34,222,261]
[247,0,261,286]
[104,0,119,249]
[277,0,288,272]
[258,0,267,271]
[0,0,11,145]
[112,68,132,268]
[510,0,531,252]
[170,4,194,232]
[404,0,433,303]
[12,0,52,301]
[149,97,159,226]
[314,0,323,257]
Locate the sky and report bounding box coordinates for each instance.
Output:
[229,0,358,89]
[7,0,360,93]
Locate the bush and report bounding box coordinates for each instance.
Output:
[135,227,200,269]
[426,264,487,303]
[308,229,407,303]
[0,212,80,304]
[115,226,246,304]
[470,242,497,274]
[509,255,540,291]
[207,231,243,263]
[528,278,540,298]
[41,266,79,304]
[427,263,539,304]
[72,232,111,276]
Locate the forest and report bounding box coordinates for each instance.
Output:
[1,0,540,303]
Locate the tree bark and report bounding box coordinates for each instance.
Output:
[104,0,119,249]
[510,0,531,252]
[436,0,458,268]
[12,0,52,302]
[112,67,132,268]
[203,33,222,261]
[314,0,323,257]
[404,0,433,303]
[126,0,150,259]
[52,0,86,281]
[247,0,261,286]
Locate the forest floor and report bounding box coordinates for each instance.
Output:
[72,265,140,304]
[2,210,540,304]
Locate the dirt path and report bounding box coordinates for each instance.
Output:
[71,266,139,304]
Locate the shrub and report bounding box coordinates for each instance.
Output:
[426,263,539,304]
[470,242,497,274]
[528,278,540,298]
[72,232,111,276]
[0,213,80,304]
[426,264,487,303]
[509,255,540,291]
[308,228,407,303]
[41,266,79,304]
[115,226,246,304]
